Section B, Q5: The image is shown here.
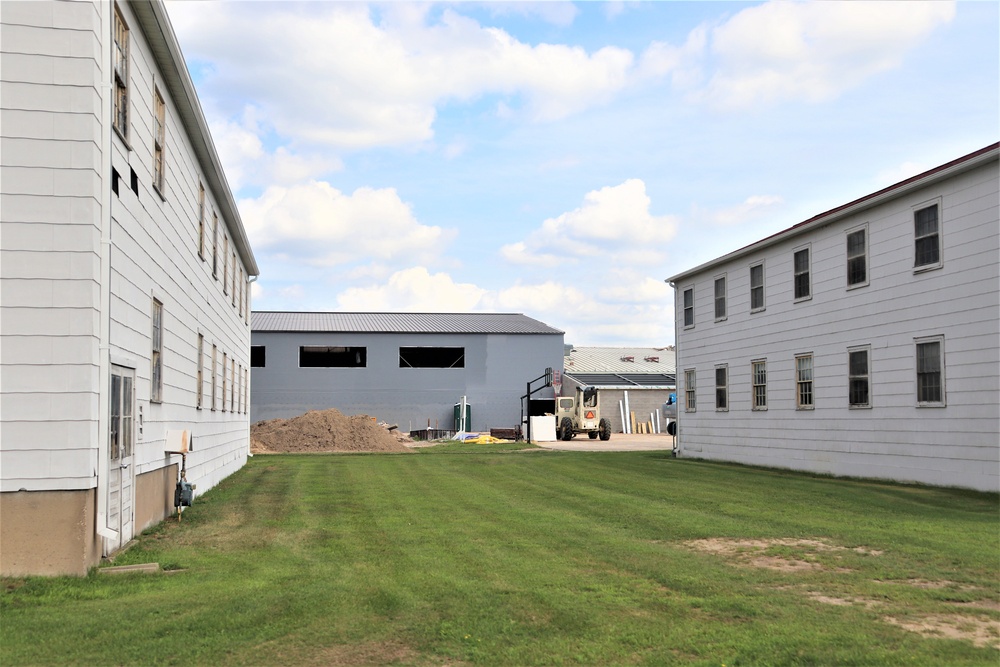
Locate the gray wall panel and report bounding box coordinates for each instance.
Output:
[250,331,564,432]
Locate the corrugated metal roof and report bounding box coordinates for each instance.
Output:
[564,372,676,389]
[564,346,676,374]
[251,311,564,335]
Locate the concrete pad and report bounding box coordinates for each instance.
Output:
[536,433,676,452]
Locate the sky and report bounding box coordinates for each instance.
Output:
[164,0,998,347]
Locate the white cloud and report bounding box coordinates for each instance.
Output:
[238,182,454,268]
[500,179,678,266]
[336,267,487,311]
[166,2,646,150]
[703,194,784,227]
[697,1,956,110]
[874,161,929,188]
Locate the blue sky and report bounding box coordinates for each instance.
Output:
[164,1,998,346]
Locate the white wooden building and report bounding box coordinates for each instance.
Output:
[1,0,258,575]
[667,144,999,492]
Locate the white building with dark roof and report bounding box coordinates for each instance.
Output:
[250,312,565,434]
[1,0,257,575]
[561,346,676,434]
[666,144,999,492]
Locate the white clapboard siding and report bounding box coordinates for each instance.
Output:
[670,149,999,492]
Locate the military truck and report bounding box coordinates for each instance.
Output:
[555,386,611,441]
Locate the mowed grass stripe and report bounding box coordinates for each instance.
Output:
[2,451,997,666]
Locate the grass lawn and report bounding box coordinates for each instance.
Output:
[2,445,998,666]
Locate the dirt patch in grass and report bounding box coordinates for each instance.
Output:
[875,578,983,591]
[251,408,413,454]
[683,537,878,572]
[884,615,1000,649]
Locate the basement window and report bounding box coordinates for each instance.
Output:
[300,346,366,368]
[399,347,465,368]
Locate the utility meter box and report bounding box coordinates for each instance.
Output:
[174,479,194,508]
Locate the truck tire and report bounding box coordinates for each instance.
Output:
[560,417,574,441]
[588,431,599,439]
[599,418,611,441]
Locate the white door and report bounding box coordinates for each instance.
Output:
[105,365,135,555]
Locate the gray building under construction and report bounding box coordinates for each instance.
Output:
[250,312,564,433]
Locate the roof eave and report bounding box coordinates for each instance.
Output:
[130,0,259,276]
[666,143,999,285]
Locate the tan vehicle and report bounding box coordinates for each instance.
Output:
[555,386,611,441]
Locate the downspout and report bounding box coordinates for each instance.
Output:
[95,0,117,541]
[246,275,257,457]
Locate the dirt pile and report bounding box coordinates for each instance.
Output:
[250,408,412,454]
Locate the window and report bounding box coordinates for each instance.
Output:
[715,365,728,411]
[212,213,219,279]
[914,203,941,270]
[714,276,727,321]
[251,346,265,368]
[238,268,244,317]
[153,88,165,193]
[752,359,767,410]
[399,347,465,368]
[243,368,248,414]
[229,357,235,412]
[223,235,229,295]
[300,346,367,368]
[916,337,945,406]
[750,262,765,312]
[196,333,204,409]
[846,226,868,287]
[231,251,237,306]
[795,354,813,409]
[683,287,694,328]
[848,346,871,408]
[222,352,228,412]
[684,369,696,412]
[198,183,205,259]
[211,344,217,411]
[113,6,129,139]
[793,246,811,300]
[151,299,163,403]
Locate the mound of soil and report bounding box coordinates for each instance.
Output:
[250,408,412,454]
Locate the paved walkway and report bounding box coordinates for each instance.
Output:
[535,433,676,452]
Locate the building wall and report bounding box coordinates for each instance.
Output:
[1,0,105,494]
[1,0,255,574]
[673,158,999,492]
[250,331,564,432]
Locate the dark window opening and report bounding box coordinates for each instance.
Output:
[300,346,366,368]
[399,347,465,368]
[250,345,266,368]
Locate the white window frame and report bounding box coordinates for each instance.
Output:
[151,298,163,403]
[211,344,217,411]
[913,198,943,272]
[197,182,206,260]
[112,5,129,142]
[684,369,696,412]
[714,275,727,322]
[795,353,814,410]
[793,244,812,302]
[153,86,166,196]
[715,364,728,412]
[212,213,219,280]
[750,261,765,313]
[915,336,946,407]
[682,286,694,329]
[846,223,869,289]
[196,333,204,410]
[848,345,872,409]
[751,359,767,410]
